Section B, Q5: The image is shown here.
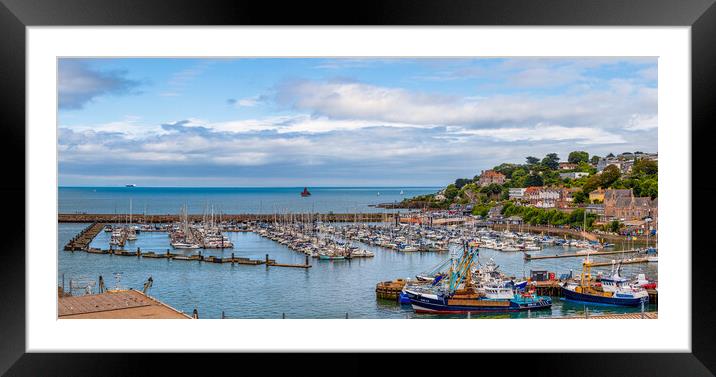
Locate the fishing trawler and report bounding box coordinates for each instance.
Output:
[561,257,649,306]
[405,245,552,314]
[300,187,311,197]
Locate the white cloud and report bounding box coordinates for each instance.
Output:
[208,115,433,134]
[276,80,657,130]
[160,61,215,97]
[507,66,583,88]
[58,60,140,109]
[624,114,658,131]
[452,123,626,145]
[638,66,658,81]
[58,58,659,186]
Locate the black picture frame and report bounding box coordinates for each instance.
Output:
[2,0,715,375]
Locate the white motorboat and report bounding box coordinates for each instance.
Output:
[171,242,200,249]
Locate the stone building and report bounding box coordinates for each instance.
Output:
[476,170,506,187]
[603,188,658,228]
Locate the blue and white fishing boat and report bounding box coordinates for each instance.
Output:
[406,245,552,314]
[561,258,649,306]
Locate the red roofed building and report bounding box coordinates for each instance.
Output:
[477,170,506,187]
[558,162,578,170]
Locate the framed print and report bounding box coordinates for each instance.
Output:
[2,0,716,375]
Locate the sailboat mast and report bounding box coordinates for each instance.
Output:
[583,208,586,242]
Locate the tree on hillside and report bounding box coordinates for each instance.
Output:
[582,164,621,193]
[541,153,560,170]
[609,220,622,233]
[590,155,601,164]
[444,184,459,201]
[623,176,658,198]
[511,167,527,179]
[577,161,596,174]
[454,178,472,189]
[524,174,544,187]
[632,159,658,176]
[573,190,588,204]
[639,178,658,198]
[526,156,540,165]
[568,151,589,164]
[480,183,503,196]
[600,165,621,187]
[541,170,562,186]
[493,163,519,179]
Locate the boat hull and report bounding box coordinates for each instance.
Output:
[398,291,412,304]
[407,290,551,314]
[561,287,648,306]
[318,255,345,260]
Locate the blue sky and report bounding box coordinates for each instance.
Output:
[58,58,657,187]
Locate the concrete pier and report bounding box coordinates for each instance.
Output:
[524,249,642,260]
[63,222,105,251]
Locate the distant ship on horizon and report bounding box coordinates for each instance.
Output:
[300,187,311,197]
[126,184,137,187]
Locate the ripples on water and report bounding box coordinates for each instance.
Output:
[58,223,657,319]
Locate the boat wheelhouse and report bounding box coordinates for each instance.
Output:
[561,258,649,306]
[407,244,552,314]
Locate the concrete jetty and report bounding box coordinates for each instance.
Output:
[524,249,642,260]
[63,222,105,251]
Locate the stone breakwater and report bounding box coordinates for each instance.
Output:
[58,213,397,223]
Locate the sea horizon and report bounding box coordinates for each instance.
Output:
[58,186,441,214]
[58,185,442,189]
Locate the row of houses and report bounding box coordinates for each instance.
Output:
[510,187,658,229]
[596,153,658,173]
[478,167,591,184]
[508,186,579,209]
[477,152,657,187]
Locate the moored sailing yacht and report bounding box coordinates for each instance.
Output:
[170,204,201,249]
[125,199,137,241]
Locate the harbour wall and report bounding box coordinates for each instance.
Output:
[58,213,397,223]
[58,214,654,245]
[491,224,653,244]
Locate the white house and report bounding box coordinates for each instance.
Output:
[508,187,527,200]
[559,172,590,180]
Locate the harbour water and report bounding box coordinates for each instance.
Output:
[58,221,658,319]
[59,187,440,214]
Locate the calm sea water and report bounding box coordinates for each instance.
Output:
[58,223,657,319]
[59,187,440,214]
